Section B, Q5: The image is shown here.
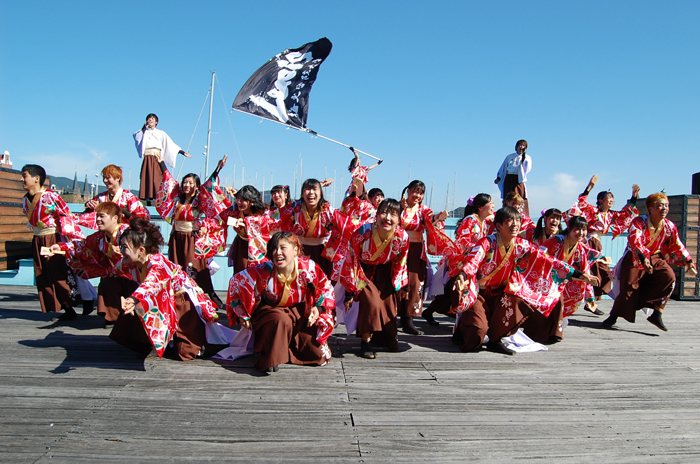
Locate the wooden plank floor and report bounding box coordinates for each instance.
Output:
[1,285,699,463]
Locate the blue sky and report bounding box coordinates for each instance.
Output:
[2,1,699,216]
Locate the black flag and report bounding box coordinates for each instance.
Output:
[232,38,332,130]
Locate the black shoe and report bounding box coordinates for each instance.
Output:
[401,317,424,335]
[209,293,225,310]
[360,341,377,359]
[54,307,77,321]
[647,310,668,332]
[422,308,439,326]
[266,365,279,373]
[451,329,464,346]
[81,300,95,317]
[602,315,617,328]
[584,304,604,316]
[547,335,563,344]
[104,321,115,329]
[486,340,516,355]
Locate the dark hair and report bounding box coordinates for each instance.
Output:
[457,193,492,228]
[270,185,292,207]
[494,206,521,225]
[515,139,528,151]
[348,156,360,172]
[533,208,563,241]
[179,173,201,203]
[300,178,328,209]
[400,180,426,212]
[376,198,401,218]
[368,188,384,199]
[146,113,159,124]
[120,217,163,255]
[596,190,614,209]
[265,231,303,261]
[236,185,267,215]
[564,215,589,235]
[95,201,123,222]
[21,164,46,186]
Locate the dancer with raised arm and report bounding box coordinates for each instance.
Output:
[603,193,696,332]
[156,153,227,308]
[226,232,335,373]
[345,147,382,199]
[567,176,639,314]
[340,199,409,359]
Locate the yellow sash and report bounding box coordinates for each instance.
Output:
[105,229,120,260]
[478,237,515,285]
[26,188,46,222]
[109,188,123,205]
[369,225,395,262]
[276,259,299,307]
[402,204,418,229]
[302,203,320,238]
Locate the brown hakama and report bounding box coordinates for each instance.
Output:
[138,154,163,201]
[357,262,399,351]
[32,233,78,313]
[610,252,676,323]
[168,230,215,295]
[251,302,327,371]
[588,236,611,297]
[302,244,333,280]
[97,276,139,323]
[519,299,565,344]
[455,286,530,352]
[227,234,249,273]
[398,242,427,317]
[425,275,460,316]
[109,291,207,361]
[503,173,530,217]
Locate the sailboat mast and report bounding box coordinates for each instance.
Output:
[205,71,215,175]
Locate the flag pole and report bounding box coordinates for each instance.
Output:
[231,108,381,161]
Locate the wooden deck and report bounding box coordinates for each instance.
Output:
[1,285,699,463]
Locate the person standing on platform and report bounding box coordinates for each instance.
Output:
[495,140,532,217]
[603,193,697,332]
[133,113,190,204]
[20,164,82,320]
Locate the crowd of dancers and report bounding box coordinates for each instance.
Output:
[20,127,698,372]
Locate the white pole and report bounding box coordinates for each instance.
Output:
[205,71,215,175]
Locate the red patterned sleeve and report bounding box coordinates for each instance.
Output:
[156,169,180,222]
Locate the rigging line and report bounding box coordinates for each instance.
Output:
[214,74,245,167]
[178,87,211,179]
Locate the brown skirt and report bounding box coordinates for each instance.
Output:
[519,300,565,344]
[357,262,399,351]
[227,234,249,274]
[251,302,328,371]
[109,291,207,361]
[139,155,162,201]
[398,242,427,317]
[168,230,215,294]
[503,174,529,217]
[32,234,79,313]
[426,274,460,315]
[610,252,676,323]
[97,276,139,323]
[588,236,611,296]
[455,286,531,352]
[303,244,333,280]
